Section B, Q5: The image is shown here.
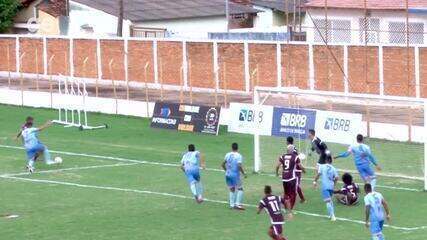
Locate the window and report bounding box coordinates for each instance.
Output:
[389,22,424,44]
[313,19,351,43]
[359,18,380,44]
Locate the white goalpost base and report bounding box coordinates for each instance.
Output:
[53,77,107,131]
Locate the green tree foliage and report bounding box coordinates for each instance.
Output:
[0,0,21,33]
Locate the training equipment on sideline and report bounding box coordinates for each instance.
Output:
[52,76,107,131]
[252,87,427,191]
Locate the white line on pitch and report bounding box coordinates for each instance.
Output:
[304,166,423,181]
[0,144,422,192]
[0,162,140,177]
[1,175,426,232]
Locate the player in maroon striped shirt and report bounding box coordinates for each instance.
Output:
[286,137,306,203]
[257,185,290,240]
[276,144,305,210]
[334,173,360,206]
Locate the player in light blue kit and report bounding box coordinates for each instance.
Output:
[222,143,247,210]
[20,117,59,173]
[335,134,382,190]
[364,183,391,240]
[314,152,338,221]
[180,144,205,203]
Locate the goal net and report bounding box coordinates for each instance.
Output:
[253,87,427,191]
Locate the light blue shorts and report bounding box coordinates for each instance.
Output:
[357,164,375,181]
[321,189,334,201]
[26,144,45,160]
[184,169,200,184]
[370,220,384,235]
[225,174,241,188]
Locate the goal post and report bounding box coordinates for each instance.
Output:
[253,86,427,191]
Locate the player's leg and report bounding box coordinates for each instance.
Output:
[357,164,377,190]
[39,144,56,165]
[296,175,306,203]
[335,194,348,205]
[322,189,336,221]
[193,170,203,203]
[235,176,245,210]
[370,221,385,240]
[25,148,37,173]
[226,175,237,208]
[185,171,198,199]
[270,225,287,240]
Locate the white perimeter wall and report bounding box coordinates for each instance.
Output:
[306,8,427,44]
[0,88,424,143]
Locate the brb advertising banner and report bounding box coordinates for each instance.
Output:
[315,110,362,145]
[151,102,221,135]
[228,103,273,135]
[271,107,316,138]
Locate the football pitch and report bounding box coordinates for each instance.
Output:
[0,104,426,240]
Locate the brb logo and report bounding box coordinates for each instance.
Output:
[239,109,263,123]
[280,113,307,128]
[324,118,351,132]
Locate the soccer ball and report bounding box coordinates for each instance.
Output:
[54,157,63,164]
[298,153,306,160]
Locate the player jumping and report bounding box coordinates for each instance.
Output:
[257,185,290,240]
[364,183,391,240]
[20,118,59,173]
[334,134,382,190]
[222,142,247,210]
[286,136,306,203]
[334,173,360,206]
[308,129,329,166]
[276,144,304,211]
[180,144,206,203]
[313,152,338,221]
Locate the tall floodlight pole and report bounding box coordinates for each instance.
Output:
[117,0,124,37]
[226,0,230,32]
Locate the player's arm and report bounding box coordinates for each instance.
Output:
[256,206,263,214]
[275,158,281,177]
[221,160,226,171]
[15,130,23,140]
[334,146,352,159]
[297,159,306,174]
[37,120,53,132]
[382,198,391,222]
[313,172,320,188]
[238,163,247,178]
[365,205,371,228]
[366,148,382,171]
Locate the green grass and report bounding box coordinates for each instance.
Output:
[0,104,426,240]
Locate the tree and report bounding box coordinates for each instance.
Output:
[0,0,21,33]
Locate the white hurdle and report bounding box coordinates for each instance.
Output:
[52,75,107,131]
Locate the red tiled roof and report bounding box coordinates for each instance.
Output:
[20,0,37,7]
[37,0,67,18]
[305,0,427,10]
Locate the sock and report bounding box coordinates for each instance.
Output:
[326,201,334,217]
[196,182,203,197]
[229,191,236,208]
[190,183,197,197]
[27,159,35,168]
[43,147,53,164]
[370,178,377,191]
[236,190,244,206]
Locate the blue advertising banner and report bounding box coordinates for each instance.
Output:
[271,107,316,138]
